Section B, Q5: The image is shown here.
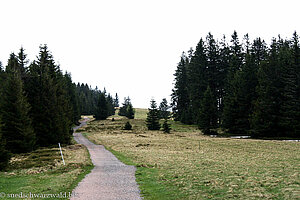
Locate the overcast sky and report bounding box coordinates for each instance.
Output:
[0,0,299,108]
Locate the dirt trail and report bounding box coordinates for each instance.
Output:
[71,118,142,200]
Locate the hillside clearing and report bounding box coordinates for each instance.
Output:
[81,109,300,199]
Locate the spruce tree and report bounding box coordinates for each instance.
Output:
[64,73,81,125]
[171,53,191,124]
[114,93,119,107]
[162,119,171,133]
[126,103,135,119]
[279,35,299,137]
[27,45,71,146]
[218,36,230,119]
[124,121,132,130]
[251,38,285,137]
[146,99,161,130]
[119,97,134,119]
[198,86,218,134]
[95,93,108,120]
[222,36,264,134]
[0,108,11,171]
[159,98,170,119]
[186,40,207,123]
[291,32,300,137]
[1,55,35,153]
[106,94,116,116]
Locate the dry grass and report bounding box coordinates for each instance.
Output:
[82,109,300,199]
[0,143,93,199]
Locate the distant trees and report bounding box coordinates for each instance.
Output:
[119,97,135,119]
[171,31,300,138]
[75,84,115,119]
[146,99,161,130]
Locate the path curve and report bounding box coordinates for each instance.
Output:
[71,119,142,200]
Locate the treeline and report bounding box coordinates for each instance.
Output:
[171,31,300,138]
[76,84,117,119]
[0,45,116,170]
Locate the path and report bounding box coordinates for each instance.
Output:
[71,118,142,200]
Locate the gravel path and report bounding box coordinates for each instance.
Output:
[71,119,142,200]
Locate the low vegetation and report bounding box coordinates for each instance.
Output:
[0,141,93,199]
[81,108,300,199]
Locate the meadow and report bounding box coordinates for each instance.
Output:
[81,108,300,199]
[0,140,93,199]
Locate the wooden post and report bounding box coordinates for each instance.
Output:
[58,143,65,165]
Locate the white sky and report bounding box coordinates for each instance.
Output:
[0,0,299,108]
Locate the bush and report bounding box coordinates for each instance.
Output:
[124,121,132,130]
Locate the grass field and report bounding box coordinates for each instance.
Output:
[0,139,93,199]
[82,108,300,199]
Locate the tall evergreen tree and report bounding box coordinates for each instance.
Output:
[27,45,71,146]
[291,32,300,137]
[279,34,299,137]
[223,35,265,134]
[64,73,81,125]
[1,54,35,153]
[218,36,230,118]
[106,94,116,116]
[171,53,192,124]
[146,99,161,130]
[0,118,10,171]
[198,86,218,134]
[251,38,285,137]
[17,47,29,79]
[95,92,108,120]
[114,93,119,107]
[186,40,207,123]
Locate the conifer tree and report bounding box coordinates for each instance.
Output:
[218,35,230,116]
[106,94,116,116]
[223,36,264,134]
[159,98,170,119]
[279,34,299,137]
[162,119,171,133]
[17,47,29,80]
[186,40,207,123]
[27,45,71,146]
[64,73,81,125]
[0,110,10,171]
[114,93,119,107]
[1,55,35,153]
[198,86,218,134]
[119,97,134,119]
[171,53,191,123]
[124,121,132,130]
[95,93,108,120]
[146,99,161,130]
[251,39,285,137]
[126,103,135,119]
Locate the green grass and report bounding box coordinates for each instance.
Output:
[134,108,148,119]
[81,108,300,199]
[104,144,185,200]
[0,143,93,200]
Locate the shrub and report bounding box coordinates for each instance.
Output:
[124,121,132,130]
